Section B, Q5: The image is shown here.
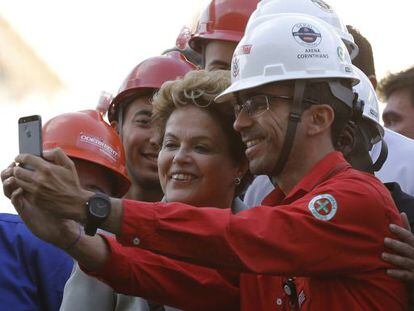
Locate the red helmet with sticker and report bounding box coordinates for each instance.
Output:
[189,0,259,52]
[42,110,130,197]
[108,53,197,123]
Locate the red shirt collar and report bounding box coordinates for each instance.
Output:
[262,151,350,205]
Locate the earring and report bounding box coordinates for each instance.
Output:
[234,177,241,185]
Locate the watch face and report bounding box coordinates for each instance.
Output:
[90,197,110,218]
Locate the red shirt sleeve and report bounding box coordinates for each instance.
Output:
[117,175,402,276]
[81,235,240,311]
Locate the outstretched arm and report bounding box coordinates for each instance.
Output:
[81,236,239,311]
[3,151,240,310]
[8,150,402,276]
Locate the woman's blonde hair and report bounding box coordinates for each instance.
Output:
[152,69,250,195]
[152,69,231,128]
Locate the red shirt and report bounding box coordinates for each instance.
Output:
[83,237,239,310]
[102,151,407,310]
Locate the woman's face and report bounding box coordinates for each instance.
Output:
[158,105,244,209]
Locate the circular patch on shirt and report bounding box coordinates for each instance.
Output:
[308,194,337,221]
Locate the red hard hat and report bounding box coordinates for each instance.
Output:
[176,26,192,50]
[95,91,113,116]
[108,53,197,123]
[43,110,131,197]
[189,0,259,52]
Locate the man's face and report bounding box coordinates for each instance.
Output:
[121,95,160,188]
[204,40,238,71]
[233,83,293,176]
[383,88,414,139]
[75,159,114,196]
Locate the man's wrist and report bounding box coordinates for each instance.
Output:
[64,224,82,251]
[100,198,123,236]
[54,220,82,250]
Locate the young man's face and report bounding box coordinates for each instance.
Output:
[121,95,160,189]
[75,159,114,196]
[204,40,238,71]
[382,87,414,139]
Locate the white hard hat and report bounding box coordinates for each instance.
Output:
[246,0,359,59]
[353,66,384,142]
[216,13,359,103]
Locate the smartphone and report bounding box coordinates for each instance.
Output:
[18,115,43,160]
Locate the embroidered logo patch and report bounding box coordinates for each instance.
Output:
[308,194,337,221]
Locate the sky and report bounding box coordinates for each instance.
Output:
[0,0,412,213]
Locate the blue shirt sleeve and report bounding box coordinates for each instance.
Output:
[0,213,73,311]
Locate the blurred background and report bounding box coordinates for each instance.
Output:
[1,0,412,213]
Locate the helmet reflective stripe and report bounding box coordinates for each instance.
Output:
[246,0,359,59]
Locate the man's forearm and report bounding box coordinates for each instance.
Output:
[65,195,124,272]
[100,198,124,235]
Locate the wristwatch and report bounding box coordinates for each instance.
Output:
[85,192,111,236]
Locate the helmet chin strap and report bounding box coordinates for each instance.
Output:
[349,96,387,173]
[372,138,388,172]
[270,80,306,178]
[200,44,206,69]
[117,104,124,141]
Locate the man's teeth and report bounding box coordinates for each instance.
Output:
[172,174,193,181]
[246,139,261,148]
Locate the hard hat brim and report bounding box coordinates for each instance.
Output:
[189,31,244,52]
[216,71,359,103]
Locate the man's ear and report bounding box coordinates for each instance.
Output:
[305,104,335,136]
[234,157,253,196]
[335,122,356,158]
